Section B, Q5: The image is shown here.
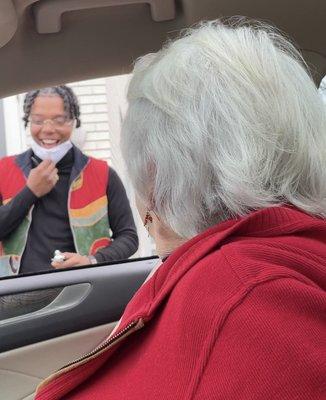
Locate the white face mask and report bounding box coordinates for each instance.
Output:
[71,126,87,150]
[30,138,73,165]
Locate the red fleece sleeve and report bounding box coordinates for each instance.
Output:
[193,278,326,400]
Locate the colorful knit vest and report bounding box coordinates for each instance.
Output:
[0,156,111,276]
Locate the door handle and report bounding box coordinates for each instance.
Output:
[0,283,91,326]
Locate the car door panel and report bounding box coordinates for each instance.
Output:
[0,257,158,352]
[0,322,116,400]
[0,257,158,399]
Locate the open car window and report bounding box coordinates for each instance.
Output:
[0,76,156,279]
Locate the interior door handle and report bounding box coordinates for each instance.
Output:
[0,283,91,326]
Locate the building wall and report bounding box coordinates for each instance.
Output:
[69,78,111,162]
[70,76,154,257]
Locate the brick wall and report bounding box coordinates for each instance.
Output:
[69,78,111,162]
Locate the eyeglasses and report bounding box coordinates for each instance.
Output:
[29,116,73,128]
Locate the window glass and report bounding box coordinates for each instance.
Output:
[0,76,156,279]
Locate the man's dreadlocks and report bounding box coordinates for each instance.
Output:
[23,85,81,128]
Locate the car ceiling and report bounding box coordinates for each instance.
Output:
[0,0,325,98]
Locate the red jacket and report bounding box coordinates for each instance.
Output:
[35,206,326,399]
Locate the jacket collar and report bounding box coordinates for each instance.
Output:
[15,148,33,178]
[120,206,326,327]
[70,145,89,184]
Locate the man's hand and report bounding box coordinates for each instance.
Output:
[27,159,58,197]
[51,252,91,269]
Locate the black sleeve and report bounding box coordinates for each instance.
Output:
[0,186,38,240]
[94,167,139,263]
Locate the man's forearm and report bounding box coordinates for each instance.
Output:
[94,229,139,263]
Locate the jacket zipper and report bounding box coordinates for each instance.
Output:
[60,319,141,371]
[37,318,144,393]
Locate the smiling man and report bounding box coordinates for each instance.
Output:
[0,85,138,276]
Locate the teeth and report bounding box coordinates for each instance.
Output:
[42,139,57,144]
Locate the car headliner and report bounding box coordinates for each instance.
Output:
[0,0,325,98]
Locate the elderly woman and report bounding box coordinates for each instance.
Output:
[35,20,326,399]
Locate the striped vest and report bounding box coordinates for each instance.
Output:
[0,155,111,276]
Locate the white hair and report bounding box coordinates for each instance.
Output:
[121,19,326,238]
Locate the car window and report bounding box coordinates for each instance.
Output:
[0,76,156,279]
